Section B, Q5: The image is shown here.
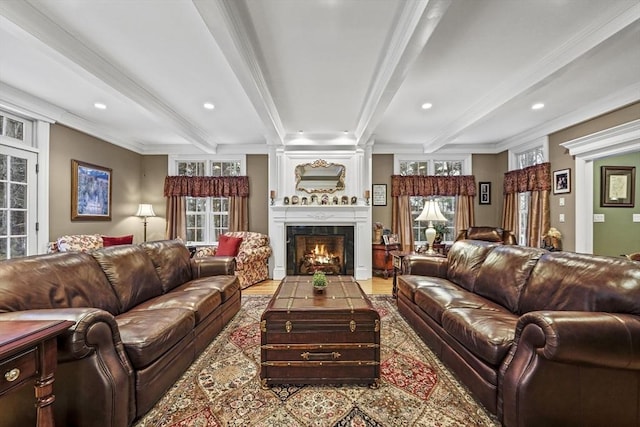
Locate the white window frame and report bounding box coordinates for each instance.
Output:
[508,138,548,245]
[168,155,246,245]
[395,155,471,247]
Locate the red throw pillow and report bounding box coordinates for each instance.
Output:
[102,235,134,246]
[216,235,243,256]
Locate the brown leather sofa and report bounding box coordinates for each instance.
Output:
[397,240,640,427]
[455,226,518,245]
[0,239,241,427]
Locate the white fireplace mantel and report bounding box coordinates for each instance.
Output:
[269,205,372,280]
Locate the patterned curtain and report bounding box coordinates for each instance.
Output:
[163,176,250,237]
[502,163,551,246]
[391,175,477,249]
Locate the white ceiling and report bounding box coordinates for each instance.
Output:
[0,0,638,156]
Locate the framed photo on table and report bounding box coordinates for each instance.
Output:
[372,184,387,206]
[71,159,112,221]
[601,166,635,207]
[553,169,571,194]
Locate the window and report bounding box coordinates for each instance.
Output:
[397,156,470,246]
[0,112,31,144]
[515,146,545,245]
[171,157,244,244]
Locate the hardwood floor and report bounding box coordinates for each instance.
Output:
[242,276,394,295]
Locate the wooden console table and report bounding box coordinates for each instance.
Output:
[0,320,74,427]
[372,243,400,278]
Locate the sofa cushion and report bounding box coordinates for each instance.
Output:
[133,289,221,323]
[414,283,504,325]
[519,251,640,314]
[0,252,121,314]
[116,307,195,368]
[57,234,103,252]
[216,234,243,256]
[465,227,504,242]
[176,275,240,303]
[141,240,193,293]
[397,275,458,302]
[91,245,164,312]
[474,245,545,312]
[102,235,134,246]
[447,240,498,292]
[441,307,518,366]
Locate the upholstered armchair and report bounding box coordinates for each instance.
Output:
[194,231,272,289]
[47,234,133,253]
[455,226,517,245]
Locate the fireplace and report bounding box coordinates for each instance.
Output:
[286,226,354,276]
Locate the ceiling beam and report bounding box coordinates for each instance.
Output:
[193,0,286,146]
[354,0,452,147]
[423,2,640,154]
[0,0,218,154]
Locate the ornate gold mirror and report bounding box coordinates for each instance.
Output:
[295,160,346,194]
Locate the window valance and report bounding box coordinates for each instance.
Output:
[164,176,250,197]
[391,175,476,197]
[503,163,551,194]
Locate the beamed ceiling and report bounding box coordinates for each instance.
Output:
[0,0,638,155]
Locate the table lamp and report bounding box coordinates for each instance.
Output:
[136,203,156,242]
[415,199,447,254]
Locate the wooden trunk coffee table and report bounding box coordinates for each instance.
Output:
[260,275,380,387]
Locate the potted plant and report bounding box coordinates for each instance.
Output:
[312,271,328,294]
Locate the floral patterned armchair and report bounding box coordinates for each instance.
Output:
[47,234,104,253]
[194,231,272,289]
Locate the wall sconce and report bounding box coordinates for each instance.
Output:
[270,190,276,206]
[364,190,370,206]
[136,204,156,242]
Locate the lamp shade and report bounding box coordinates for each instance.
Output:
[415,200,447,222]
[135,204,156,217]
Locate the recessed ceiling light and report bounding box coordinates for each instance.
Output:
[421,102,433,110]
[343,130,348,134]
[298,130,304,134]
[94,102,107,110]
[531,103,545,110]
[203,102,215,110]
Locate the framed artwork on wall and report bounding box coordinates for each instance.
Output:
[601,166,635,207]
[71,159,112,221]
[372,184,387,206]
[553,169,571,194]
[479,182,491,205]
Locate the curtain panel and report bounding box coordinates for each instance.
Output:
[503,163,551,194]
[164,176,250,197]
[391,175,477,197]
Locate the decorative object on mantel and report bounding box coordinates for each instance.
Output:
[351,196,357,205]
[270,190,276,205]
[295,159,346,194]
[310,194,318,205]
[415,199,448,255]
[291,195,299,205]
[364,190,371,205]
[541,227,562,251]
[283,196,290,205]
[312,271,328,294]
[135,203,156,242]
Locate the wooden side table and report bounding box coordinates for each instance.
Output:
[372,243,400,279]
[0,320,74,427]
[390,250,412,298]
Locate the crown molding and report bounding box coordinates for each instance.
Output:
[0,0,218,154]
[194,0,285,145]
[354,0,451,147]
[561,119,640,160]
[424,2,640,153]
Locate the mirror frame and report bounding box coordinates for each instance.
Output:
[295,159,346,194]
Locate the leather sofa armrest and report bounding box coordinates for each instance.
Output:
[515,311,640,369]
[0,308,127,361]
[402,254,448,278]
[191,256,236,277]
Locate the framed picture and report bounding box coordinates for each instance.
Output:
[372,184,387,206]
[479,182,491,205]
[601,166,635,207]
[71,159,112,221]
[553,169,571,194]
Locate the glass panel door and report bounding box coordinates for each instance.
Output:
[0,145,38,259]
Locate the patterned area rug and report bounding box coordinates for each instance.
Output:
[135,296,499,426]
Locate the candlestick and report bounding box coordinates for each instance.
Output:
[364,190,370,206]
[270,190,276,205]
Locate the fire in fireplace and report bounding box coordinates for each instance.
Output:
[286,226,354,276]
